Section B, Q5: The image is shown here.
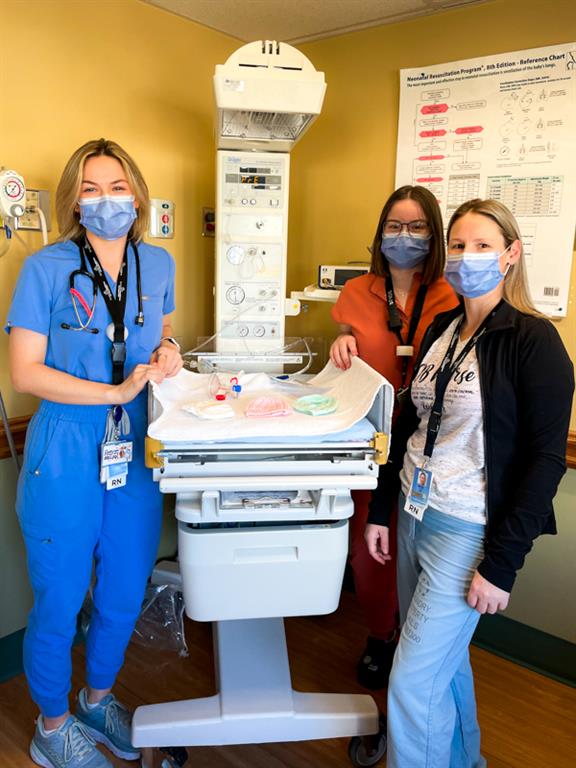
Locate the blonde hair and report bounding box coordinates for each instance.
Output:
[447,199,542,317]
[56,138,150,243]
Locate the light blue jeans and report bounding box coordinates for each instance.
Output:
[386,495,487,768]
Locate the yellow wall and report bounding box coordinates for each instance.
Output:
[0,0,575,642]
[2,0,574,423]
[0,0,238,417]
[288,0,576,427]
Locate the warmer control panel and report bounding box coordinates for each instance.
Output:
[215,151,290,353]
[220,154,286,210]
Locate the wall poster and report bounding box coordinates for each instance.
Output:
[396,43,576,316]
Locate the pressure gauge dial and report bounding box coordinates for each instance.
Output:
[226,246,245,265]
[5,180,23,199]
[237,324,249,337]
[253,325,265,338]
[225,285,245,305]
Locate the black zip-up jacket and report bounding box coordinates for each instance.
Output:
[368,300,574,592]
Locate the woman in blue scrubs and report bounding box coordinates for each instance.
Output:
[6,138,182,768]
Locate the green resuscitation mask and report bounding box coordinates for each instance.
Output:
[293,394,338,416]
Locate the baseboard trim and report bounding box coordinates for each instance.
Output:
[472,613,575,687]
[0,628,25,683]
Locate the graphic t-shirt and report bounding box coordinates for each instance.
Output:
[401,318,487,524]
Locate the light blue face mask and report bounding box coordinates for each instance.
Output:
[444,247,511,298]
[381,233,431,270]
[79,195,137,240]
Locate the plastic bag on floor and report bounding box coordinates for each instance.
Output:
[132,584,188,657]
[80,583,188,657]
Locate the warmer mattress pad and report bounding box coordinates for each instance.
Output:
[148,357,391,443]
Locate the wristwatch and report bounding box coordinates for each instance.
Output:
[160,336,181,352]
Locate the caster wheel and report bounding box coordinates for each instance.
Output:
[160,747,189,767]
[140,747,189,768]
[348,715,387,767]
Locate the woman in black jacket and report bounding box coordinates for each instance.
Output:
[365,198,574,768]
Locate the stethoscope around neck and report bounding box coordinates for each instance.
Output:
[61,238,144,334]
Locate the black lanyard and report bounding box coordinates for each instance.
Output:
[79,237,129,385]
[385,274,428,392]
[423,307,499,459]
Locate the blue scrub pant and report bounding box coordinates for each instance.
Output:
[386,496,487,768]
[17,397,163,718]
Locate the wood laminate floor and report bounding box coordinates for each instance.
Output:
[0,591,574,767]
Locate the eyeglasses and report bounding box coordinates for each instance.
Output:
[383,219,430,237]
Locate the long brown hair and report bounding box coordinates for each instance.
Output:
[370,185,445,284]
[56,138,150,242]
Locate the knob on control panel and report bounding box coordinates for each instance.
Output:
[226,246,245,265]
[225,285,245,305]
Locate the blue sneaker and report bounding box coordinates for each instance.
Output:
[75,689,140,761]
[30,715,112,768]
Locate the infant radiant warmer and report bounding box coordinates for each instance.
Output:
[132,359,392,763]
[133,39,389,766]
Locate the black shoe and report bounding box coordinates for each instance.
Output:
[356,635,398,690]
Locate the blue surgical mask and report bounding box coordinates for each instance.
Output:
[444,247,511,298]
[381,233,430,270]
[79,195,137,240]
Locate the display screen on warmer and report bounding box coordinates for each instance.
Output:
[241,175,266,184]
[226,169,282,188]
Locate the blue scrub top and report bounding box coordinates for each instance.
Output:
[5,240,176,384]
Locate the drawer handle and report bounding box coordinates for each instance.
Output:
[233,546,298,563]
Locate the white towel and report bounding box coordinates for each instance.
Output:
[148,357,391,442]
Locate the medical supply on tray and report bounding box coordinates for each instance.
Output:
[293,394,338,416]
[245,395,293,418]
[209,372,244,401]
[181,401,235,420]
[160,358,388,442]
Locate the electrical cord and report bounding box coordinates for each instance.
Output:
[35,206,48,246]
[0,229,10,258]
[11,227,32,255]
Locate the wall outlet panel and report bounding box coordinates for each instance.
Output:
[202,206,215,237]
[18,189,51,231]
[149,198,175,238]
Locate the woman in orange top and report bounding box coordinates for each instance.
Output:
[331,185,458,689]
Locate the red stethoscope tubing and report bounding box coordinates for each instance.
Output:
[70,287,94,320]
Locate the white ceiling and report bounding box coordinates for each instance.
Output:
[140,0,487,44]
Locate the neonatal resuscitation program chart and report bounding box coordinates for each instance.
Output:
[396,43,576,317]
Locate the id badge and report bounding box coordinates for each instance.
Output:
[404,466,433,522]
[101,461,129,488]
[101,441,133,467]
[106,462,128,490]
